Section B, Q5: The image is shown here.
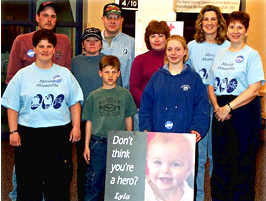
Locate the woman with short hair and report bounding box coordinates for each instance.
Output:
[130,20,170,130]
[208,11,264,201]
[2,29,83,201]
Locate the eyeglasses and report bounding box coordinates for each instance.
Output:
[105,15,121,21]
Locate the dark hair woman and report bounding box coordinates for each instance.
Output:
[2,29,83,201]
[208,11,264,201]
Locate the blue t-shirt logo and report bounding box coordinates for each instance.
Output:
[31,94,42,110]
[27,49,35,58]
[181,85,191,91]
[30,94,65,110]
[235,55,244,63]
[199,68,208,80]
[164,121,173,130]
[53,75,62,83]
[53,94,65,109]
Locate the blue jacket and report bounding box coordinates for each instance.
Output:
[139,64,209,137]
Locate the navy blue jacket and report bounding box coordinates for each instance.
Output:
[139,64,209,137]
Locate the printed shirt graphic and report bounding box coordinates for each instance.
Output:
[208,45,265,96]
[82,86,137,138]
[187,40,230,85]
[1,63,83,128]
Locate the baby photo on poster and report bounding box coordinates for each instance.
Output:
[145,132,196,201]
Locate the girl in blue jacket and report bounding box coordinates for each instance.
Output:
[139,35,209,141]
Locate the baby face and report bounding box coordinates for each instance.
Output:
[147,141,190,191]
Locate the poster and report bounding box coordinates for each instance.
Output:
[176,0,240,13]
[104,131,196,201]
[167,21,184,36]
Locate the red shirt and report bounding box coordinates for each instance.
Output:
[6,31,72,84]
[129,49,165,108]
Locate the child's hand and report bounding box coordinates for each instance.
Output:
[190,130,201,142]
[83,147,91,164]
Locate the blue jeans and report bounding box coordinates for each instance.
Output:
[133,111,139,131]
[9,167,16,201]
[84,135,107,201]
[195,105,213,201]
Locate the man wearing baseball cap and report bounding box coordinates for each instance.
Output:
[71,27,122,201]
[6,1,72,201]
[101,3,135,90]
[6,0,71,84]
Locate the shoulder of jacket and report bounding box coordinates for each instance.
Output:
[119,32,134,41]
[187,40,197,47]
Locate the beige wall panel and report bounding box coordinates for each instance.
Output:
[83,0,115,31]
[135,0,176,55]
[246,0,266,118]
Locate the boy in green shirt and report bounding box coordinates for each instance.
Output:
[82,55,137,201]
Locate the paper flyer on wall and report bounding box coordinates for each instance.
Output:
[175,0,240,13]
[104,131,196,201]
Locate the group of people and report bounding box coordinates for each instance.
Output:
[1,1,264,201]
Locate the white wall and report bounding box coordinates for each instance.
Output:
[135,0,176,55]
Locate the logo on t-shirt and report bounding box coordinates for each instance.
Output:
[199,68,208,80]
[53,75,62,83]
[181,84,191,91]
[27,49,35,58]
[30,94,65,110]
[122,48,128,55]
[53,94,65,109]
[99,97,121,117]
[235,55,244,63]
[31,94,42,110]
[42,94,54,109]
[164,121,173,130]
[214,77,238,93]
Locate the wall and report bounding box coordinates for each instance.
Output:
[83,0,114,31]
[134,0,176,55]
[246,0,266,118]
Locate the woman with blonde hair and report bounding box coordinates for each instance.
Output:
[140,35,209,143]
[187,5,230,201]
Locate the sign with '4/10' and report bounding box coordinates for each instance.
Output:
[119,0,138,10]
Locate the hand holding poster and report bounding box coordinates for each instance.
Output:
[104,131,196,201]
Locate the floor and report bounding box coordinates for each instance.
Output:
[1,127,265,201]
